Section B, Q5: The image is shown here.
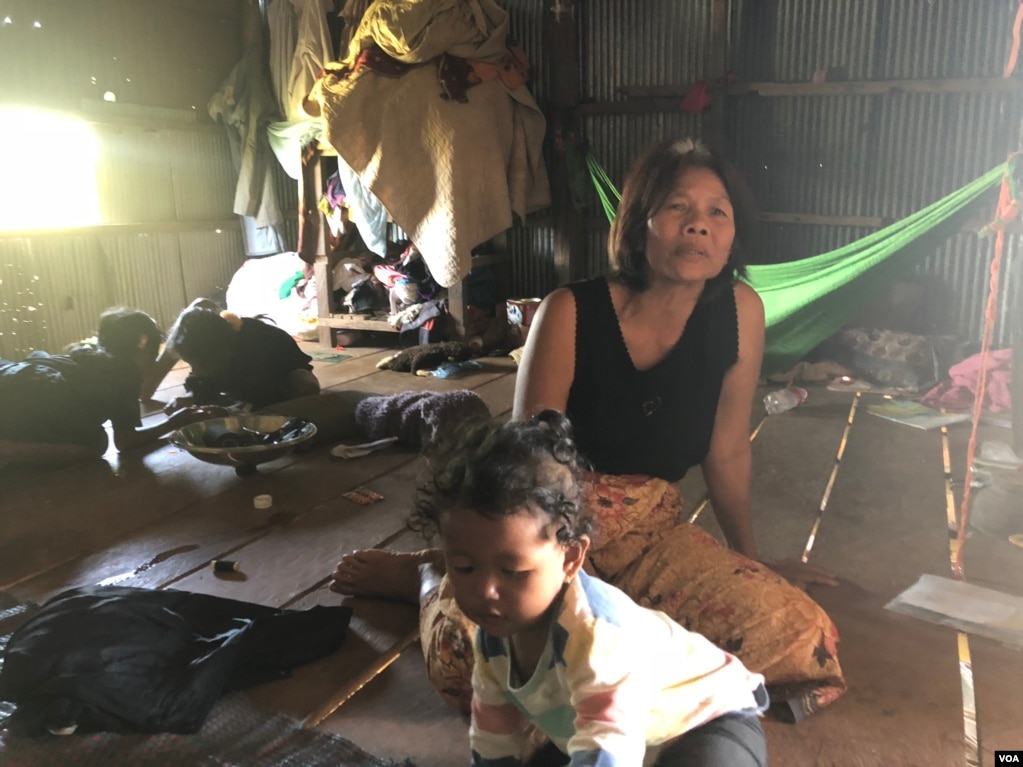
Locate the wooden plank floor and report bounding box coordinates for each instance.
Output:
[1,345,1021,767]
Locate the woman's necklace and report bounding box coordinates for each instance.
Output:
[641,396,662,417]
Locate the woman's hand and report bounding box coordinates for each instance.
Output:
[163,404,229,431]
[765,558,839,590]
[164,395,195,414]
[187,405,230,419]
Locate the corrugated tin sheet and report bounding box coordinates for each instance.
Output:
[0,0,251,358]
[0,240,52,356]
[507,226,557,299]
[6,1,1012,350]
[584,112,704,190]
[883,1,1011,80]
[731,95,878,218]
[579,0,710,102]
[0,0,240,113]
[585,228,611,280]
[165,130,239,221]
[0,237,109,357]
[272,162,300,252]
[178,230,247,303]
[500,0,714,297]
[917,231,1020,348]
[724,0,1021,346]
[735,0,882,81]
[507,1,1021,349]
[0,229,246,358]
[100,234,189,333]
[502,1,549,104]
[872,92,1016,217]
[756,224,877,266]
[733,0,1013,82]
[90,124,239,224]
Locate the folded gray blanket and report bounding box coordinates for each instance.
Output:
[354,390,490,448]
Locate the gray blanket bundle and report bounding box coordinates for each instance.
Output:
[354,390,490,448]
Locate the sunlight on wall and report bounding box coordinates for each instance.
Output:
[0,107,103,230]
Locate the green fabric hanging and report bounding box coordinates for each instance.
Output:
[749,164,1003,373]
[586,153,1005,374]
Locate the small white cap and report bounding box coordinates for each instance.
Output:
[253,494,273,509]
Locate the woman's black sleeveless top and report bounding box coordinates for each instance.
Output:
[565,277,739,482]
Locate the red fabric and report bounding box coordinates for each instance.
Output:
[680,80,712,114]
[439,45,529,103]
[921,348,1013,413]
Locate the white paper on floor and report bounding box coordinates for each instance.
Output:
[330,436,399,459]
[885,574,1023,648]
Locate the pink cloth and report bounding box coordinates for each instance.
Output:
[921,348,1013,413]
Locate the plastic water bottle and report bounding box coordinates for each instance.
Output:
[425,360,483,379]
[763,386,808,415]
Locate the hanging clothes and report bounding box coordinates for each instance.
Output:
[268,0,338,122]
[209,2,287,253]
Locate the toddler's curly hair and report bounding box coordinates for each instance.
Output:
[410,410,593,545]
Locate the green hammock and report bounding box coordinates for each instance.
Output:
[587,153,1006,374]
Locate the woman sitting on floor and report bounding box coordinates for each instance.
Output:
[330,138,846,720]
[0,308,222,467]
[160,301,321,412]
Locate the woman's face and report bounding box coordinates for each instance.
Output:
[645,166,736,286]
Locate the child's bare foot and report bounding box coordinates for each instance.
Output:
[330,548,443,603]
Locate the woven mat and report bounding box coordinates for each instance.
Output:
[0,603,414,767]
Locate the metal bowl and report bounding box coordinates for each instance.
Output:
[169,415,318,469]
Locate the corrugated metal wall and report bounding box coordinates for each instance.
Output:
[500,0,1020,349]
[2,1,1016,353]
[502,0,713,294]
[0,0,249,358]
[730,0,1020,345]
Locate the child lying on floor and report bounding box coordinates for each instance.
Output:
[0,308,222,467]
[408,411,769,767]
[158,300,320,412]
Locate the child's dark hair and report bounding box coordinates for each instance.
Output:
[97,308,162,359]
[165,307,236,370]
[410,410,593,545]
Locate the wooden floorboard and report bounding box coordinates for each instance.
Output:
[7,447,420,604]
[763,584,967,767]
[247,528,427,722]
[794,391,966,766]
[947,421,1023,765]
[733,388,854,562]
[318,645,471,767]
[168,460,423,607]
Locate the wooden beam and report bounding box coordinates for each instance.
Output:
[706,0,730,154]
[523,212,1021,236]
[618,77,1022,101]
[298,144,328,266]
[728,77,1023,98]
[577,98,687,116]
[761,212,1023,235]
[758,212,885,228]
[1014,267,1023,455]
[320,315,399,333]
[0,219,240,240]
[85,115,222,133]
[581,75,1019,118]
[544,0,586,287]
